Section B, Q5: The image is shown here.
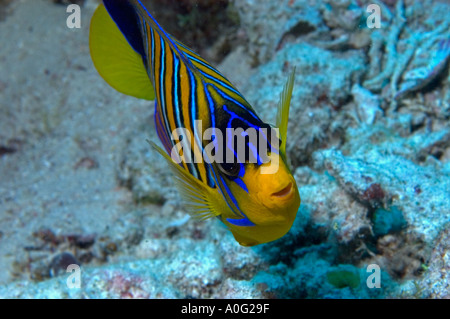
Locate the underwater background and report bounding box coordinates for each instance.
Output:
[0,0,449,298]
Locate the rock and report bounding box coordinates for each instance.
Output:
[244,42,366,166]
[351,84,383,125]
[233,0,325,65]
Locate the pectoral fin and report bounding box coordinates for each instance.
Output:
[148,141,222,220]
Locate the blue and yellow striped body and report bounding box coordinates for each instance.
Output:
[90,0,300,246]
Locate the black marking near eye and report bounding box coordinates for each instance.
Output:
[218,161,240,177]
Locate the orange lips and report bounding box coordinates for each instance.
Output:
[271,182,293,199]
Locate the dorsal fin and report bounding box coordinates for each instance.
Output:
[276,67,296,162]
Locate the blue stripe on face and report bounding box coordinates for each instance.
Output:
[209,162,253,226]
[241,129,262,164]
[222,104,261,132]
[213,86,260,122]
[248,141,262,166]
[234,177,248,193]
[210,164,239,214]
[223,105,266,165]
[222,104,276,158]
[219,175,255,227]
[226,216,255,227]
[238,163,244,178]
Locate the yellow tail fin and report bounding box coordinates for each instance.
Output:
[89,4,155,100]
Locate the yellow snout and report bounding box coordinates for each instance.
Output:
[240,152,300,226]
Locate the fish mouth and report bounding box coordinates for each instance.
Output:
[271,182,293,199]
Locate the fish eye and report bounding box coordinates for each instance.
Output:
[218,162,240,177]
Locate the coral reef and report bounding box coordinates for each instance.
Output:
[142,0,238,64]
[244,41,366,166]
[116,120,175,205]
[415,226,450,298]
[363,0,450,103]
[232,0,326,65]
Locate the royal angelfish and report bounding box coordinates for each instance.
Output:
[89,0,300,246]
